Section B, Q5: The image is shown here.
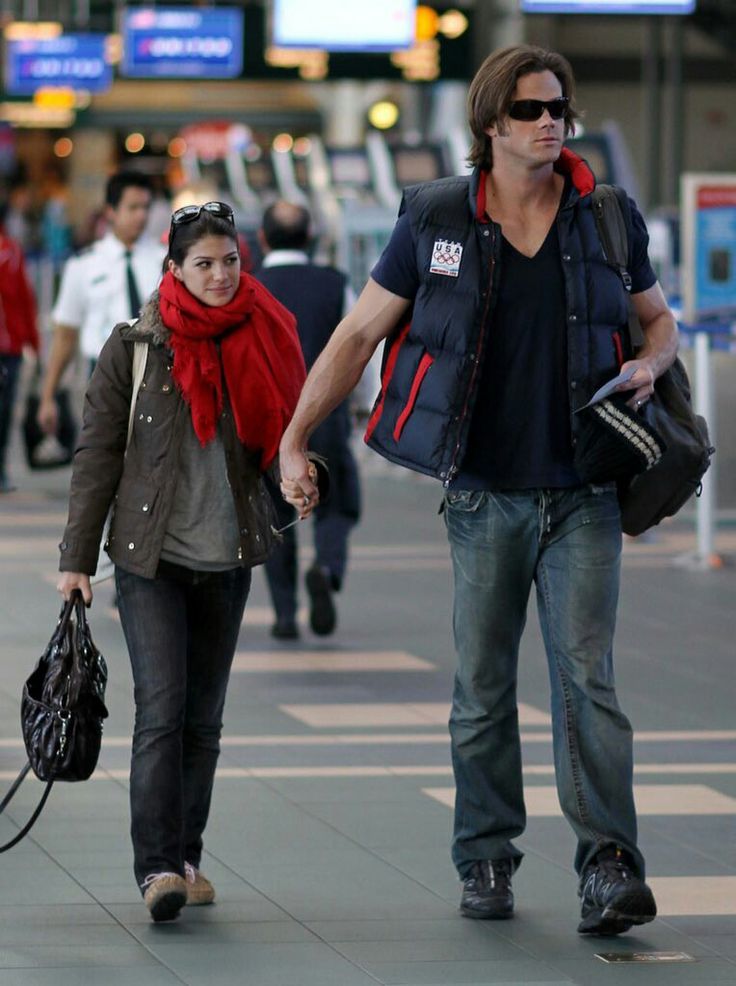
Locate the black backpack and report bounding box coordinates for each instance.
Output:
[591,184,715,536]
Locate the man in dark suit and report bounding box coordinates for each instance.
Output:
[256,201,361,639]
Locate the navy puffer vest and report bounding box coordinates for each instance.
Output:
[365,149,633,484]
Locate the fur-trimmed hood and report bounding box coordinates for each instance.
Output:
[120,292,171,347]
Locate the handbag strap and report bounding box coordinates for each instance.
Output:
[0,762,54,854]
[47,590,80,653]
[127,340,148,447]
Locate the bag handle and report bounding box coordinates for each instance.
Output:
[47,589,80,654]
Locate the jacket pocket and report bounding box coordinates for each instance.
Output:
[393,352,434,442]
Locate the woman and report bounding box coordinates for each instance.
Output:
[57,201,314,922]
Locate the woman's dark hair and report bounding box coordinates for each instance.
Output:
[467,44,580,171]
[164,210,239,272]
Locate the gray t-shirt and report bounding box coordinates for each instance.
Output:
[160,416,241,571]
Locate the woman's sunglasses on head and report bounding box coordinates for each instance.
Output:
[507,97,568,122]
[170,201,235,228]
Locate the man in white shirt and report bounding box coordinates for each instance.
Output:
[38,171,166,435]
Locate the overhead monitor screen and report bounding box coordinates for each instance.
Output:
[122,7,243,79]
[328,151,372,187]
[5,34,112,95]
[392,148,445,186]
[565,135,614,184]
[272,0,416,51]
[245,158,276,193]
[522,0,694,12]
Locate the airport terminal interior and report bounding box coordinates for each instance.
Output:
[1,1,735,984]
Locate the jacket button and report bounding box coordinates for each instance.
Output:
[562,253,571,261]
[127,542,135,550]
[241,528,248,536]
[569,314,578,322]
[162,384,171,393]
[482,229,490,237]
[60,541,68,551]
[139,413,144,420]
[141,381,146,389]
[146,415,153,423]
[142,503,149,512]
[255,534,261,542]
[440,471,446,479]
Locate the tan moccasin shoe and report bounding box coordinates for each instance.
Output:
[141,872,187,922]
[185,861,216,905]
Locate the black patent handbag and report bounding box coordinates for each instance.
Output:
[0,591,108,852]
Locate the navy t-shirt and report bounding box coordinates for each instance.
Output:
[371,188,657,490]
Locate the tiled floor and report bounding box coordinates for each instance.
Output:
[1,461,735,985]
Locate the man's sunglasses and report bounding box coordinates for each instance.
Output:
[507,97,568,122]
[170,200,235,227]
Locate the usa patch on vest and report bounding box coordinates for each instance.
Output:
[430,239,463,277]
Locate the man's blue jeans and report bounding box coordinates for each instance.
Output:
[116,561,251,888]
[443,485,644,881]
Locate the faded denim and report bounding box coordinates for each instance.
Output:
[443,485,644,880]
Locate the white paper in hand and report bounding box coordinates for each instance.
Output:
[576,367,636,412]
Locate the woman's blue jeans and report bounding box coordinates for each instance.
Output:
[443,485,644,881]
[116,561,251,888]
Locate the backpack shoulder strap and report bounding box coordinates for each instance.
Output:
[591,184,645,349]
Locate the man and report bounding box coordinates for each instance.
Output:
[279,45,678,935]
[37,171,165,435]
[257,200,360,638]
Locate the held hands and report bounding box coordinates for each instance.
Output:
[279,448,319,520]
[617,358,655,411]
[57,572,93,607]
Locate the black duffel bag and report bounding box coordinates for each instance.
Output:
[22,387,77,469]
[618,358,715,536]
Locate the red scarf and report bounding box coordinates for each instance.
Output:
[158,270,306,469]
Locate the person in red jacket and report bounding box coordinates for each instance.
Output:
[0,199,39,492]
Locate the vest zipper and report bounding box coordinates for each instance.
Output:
[443,224,496,489]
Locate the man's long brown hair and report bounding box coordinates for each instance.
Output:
[467,44,580,171]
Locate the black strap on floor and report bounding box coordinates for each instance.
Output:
[0,761,54,853]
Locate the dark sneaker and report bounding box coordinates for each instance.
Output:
[271,619,300,640]
[578,848,657,936]
[141,872,188,923]
[305,565,336,636]
[460,859,514,919]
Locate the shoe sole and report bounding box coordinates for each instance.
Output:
[578,889,657,936]
[148,889,187,923]
[306,569,336,635]
[186,891,215,906]
[460,904,514,920]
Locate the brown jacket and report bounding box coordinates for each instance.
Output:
[59,296,279,579]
